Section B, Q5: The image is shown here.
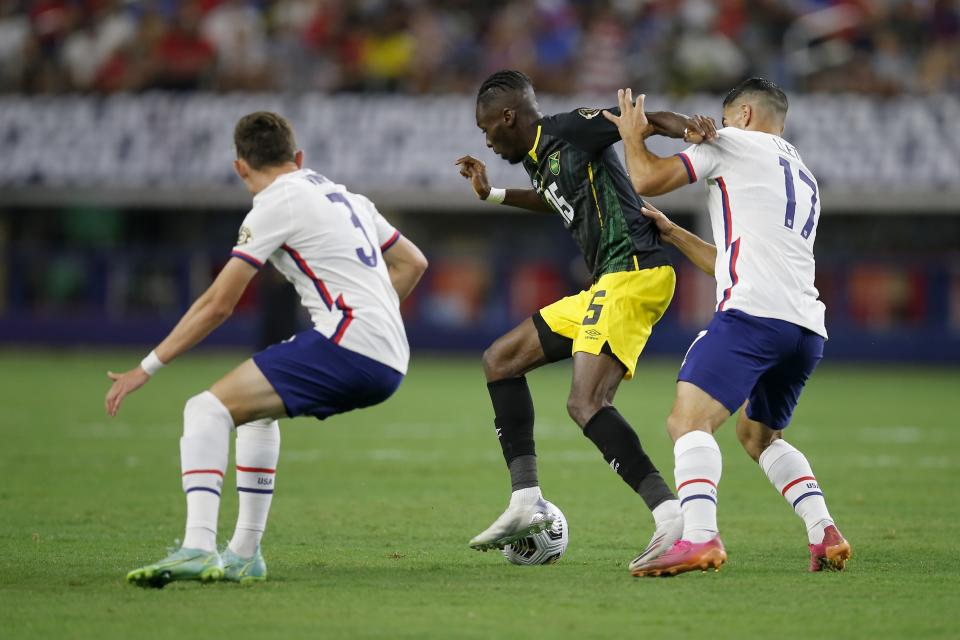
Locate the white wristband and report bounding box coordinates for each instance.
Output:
[140,350,165,376]
[485,187,506,205]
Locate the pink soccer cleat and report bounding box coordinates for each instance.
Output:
[808,524,851,572]
[631,535,727,577]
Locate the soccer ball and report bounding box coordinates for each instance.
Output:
[502,501,569,565]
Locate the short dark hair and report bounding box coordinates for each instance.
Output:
[234,111,297,169]
[723,77,788,119]
[477,70,533,106]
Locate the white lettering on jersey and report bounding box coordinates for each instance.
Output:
[680,128,827,338]
[231,169,409,373]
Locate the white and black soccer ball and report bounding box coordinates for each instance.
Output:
[502,501,569,565]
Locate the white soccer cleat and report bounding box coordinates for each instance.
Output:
[628,514,684,574]
[469,498,555,551]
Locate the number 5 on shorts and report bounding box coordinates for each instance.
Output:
[582,290,606,326]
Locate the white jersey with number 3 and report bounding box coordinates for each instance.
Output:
[678,127,827,338]
[231,168,409,373]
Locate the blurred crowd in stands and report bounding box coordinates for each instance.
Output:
[0,0,957,95]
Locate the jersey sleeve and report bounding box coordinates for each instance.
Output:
[538,107,622,155]
[374,211,401,253]
[352,194,401,253]
[230,198,292,269]
[677,129,732,183]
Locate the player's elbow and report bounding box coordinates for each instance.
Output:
[412,252,429,278]
[392,242,429,278]
[401,255,428,295]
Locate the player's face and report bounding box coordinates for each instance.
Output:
[476,104,525,164]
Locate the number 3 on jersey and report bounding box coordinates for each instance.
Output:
[326,192,378,267]
[779,157,819,239]
[544,182,575,225]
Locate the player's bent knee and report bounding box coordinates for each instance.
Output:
[482,341,517,381]
[183,391,234,437]
[566,394,603,429]
[737,427,780,462]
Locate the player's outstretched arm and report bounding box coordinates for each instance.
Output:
[383,235,428,301]
[456,156,551,213]
[641,202,716,276]
[602,90,692,197]
[647,111,717,142]
[104,258,258,416]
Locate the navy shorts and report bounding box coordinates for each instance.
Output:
[252,329,404,420]
[677,309,824,429]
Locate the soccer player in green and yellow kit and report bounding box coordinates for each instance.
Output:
[457,70,716,567]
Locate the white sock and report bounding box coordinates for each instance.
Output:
[509,486,543,507]
[180,391,234,552]
[228,418,280,559]
[759,439,833,544]
[652,499,681,527]
[674,431,722,543]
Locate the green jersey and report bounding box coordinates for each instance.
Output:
[521,107,670,280]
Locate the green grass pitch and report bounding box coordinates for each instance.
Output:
[2,350,959,639]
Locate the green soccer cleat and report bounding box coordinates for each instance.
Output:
[222,546,268,584]
[126,547,224,588]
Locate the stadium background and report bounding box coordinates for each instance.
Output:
[2,3,959,639]
[0,0,958,361]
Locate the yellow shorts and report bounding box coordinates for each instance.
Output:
[537,265,675,380]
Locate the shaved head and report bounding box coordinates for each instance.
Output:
[723,77,788,126]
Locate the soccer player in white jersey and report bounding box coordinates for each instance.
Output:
[104,112,428,587]
[602,79,851,576]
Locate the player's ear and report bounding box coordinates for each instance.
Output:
[502,107,515,127]
[741,103,752,128]
[294,150,304,168]
[234,158,248,180]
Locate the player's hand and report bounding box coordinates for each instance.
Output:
[683,114,718,144]
[640,201,676,243]
[455,155,492,200]
[105,366,151,417]
[602,89,654,142]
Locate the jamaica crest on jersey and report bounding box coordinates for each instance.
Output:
[236,225,253,246]
[577,107,601,120]
[548,151,561,176]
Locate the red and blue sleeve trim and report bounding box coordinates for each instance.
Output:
[676,152,697,183]
[231,250,263,269]
[380,230,401,253]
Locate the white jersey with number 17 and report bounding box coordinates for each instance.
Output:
[230,168,409,374]
[678,127,827,338]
